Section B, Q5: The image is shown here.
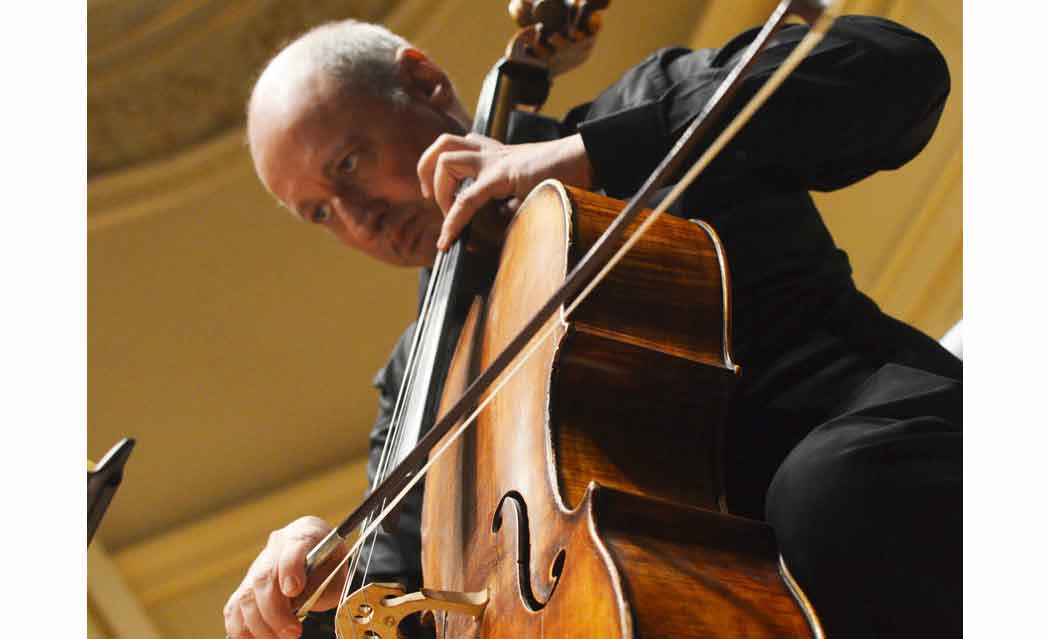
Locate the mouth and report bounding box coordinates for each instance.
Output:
[406,219,427,255]
[391,212,419,257]
[372,210,388,235]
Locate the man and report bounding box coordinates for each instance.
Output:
[227,11,961,639]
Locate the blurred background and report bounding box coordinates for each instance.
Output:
[86,1,961,637]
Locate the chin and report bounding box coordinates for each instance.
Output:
[412,250,439,268]
[389,250,434,269]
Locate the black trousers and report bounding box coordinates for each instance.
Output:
[765,364,962,637]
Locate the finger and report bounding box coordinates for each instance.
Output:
[275,518,329,598]
[547,32,571,50]
[433,150,482,215]
[438,177,509,250]
[238,586,281,639]
[465,132,499,147]
[417,134,479,200]
[224,590,252,639]
[251,564,301,639]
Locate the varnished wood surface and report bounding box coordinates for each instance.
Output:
[552,327,735,513]
[419,181,816,638]
[567,187,736,370]
[423,182,630,639]
[595,487,820,639]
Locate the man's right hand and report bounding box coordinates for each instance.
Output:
[223,516,348,639]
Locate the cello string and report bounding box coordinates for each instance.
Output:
[358,499,385,586]
[296,1,842,619]
[339,248,451,602]
[296,307,562,620]
[367,255,448,494]
[372,249,449,492]
[347,233,462,595]
[357,211,469,591]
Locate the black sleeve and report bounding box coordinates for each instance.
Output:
[573,15,950,197]
[359,322,423,587]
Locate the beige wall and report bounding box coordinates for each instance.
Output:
[87,1,962,637]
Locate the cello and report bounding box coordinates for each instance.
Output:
[296,1,842,637]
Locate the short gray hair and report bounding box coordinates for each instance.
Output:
[300,19,411,104]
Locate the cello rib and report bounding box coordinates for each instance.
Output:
[420,180,820,639]
[593,485,823,638]
[552,327,734,513]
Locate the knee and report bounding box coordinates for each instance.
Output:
[767,413,961,560]
[764,415,962,635]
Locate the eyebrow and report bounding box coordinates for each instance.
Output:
[321,133,364,181]
[288,177,332,224]
[286,133,363,223]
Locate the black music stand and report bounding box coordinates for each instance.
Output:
[88,438,135,546]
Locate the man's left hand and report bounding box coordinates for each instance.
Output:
[416,133,594,250]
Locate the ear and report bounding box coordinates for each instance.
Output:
[394,46,456,109]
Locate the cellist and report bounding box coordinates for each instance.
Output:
[227,6,962,638]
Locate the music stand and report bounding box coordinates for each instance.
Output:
[88,438,135,546]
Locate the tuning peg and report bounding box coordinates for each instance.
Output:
[531,0,570,32]
[508,0,533,27]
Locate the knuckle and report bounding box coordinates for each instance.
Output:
[283,528,320,545]
[250,564,276,589]
[282,516,328,543]
[293,515,327,530]
[436,133,458,148]
[223,612,248,639]
[456,190,478,209]
[227,586,251,612]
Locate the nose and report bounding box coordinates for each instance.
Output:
[332,194,386,241]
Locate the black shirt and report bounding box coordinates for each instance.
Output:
[361,15,961,583]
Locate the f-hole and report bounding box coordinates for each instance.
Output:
[492,491,565,611]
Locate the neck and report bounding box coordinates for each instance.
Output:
[447,101,471,134]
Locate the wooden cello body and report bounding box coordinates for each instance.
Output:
[418,181,822,638]
[319,3,847,636]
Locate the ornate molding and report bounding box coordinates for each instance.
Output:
[88,0,397,178]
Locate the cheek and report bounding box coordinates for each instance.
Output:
[326,214,366,249]
[398,147,427,193]
[326,223,357,250]
[373,152,423,202]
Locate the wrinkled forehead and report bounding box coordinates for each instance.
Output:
[250,48,333,146]
[248,55,344,191]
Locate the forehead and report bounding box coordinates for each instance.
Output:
[249,65,357,200]
[251,56,342,148]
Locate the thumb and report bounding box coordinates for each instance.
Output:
[277,518,331,597]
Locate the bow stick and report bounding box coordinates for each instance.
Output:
[295,0,844,619]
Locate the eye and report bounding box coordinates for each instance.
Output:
[310,203,333,224]
[336,152,359,175]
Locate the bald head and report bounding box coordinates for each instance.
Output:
[248,19,472,161]
[249,21,409,137]
[244,20,471,267]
